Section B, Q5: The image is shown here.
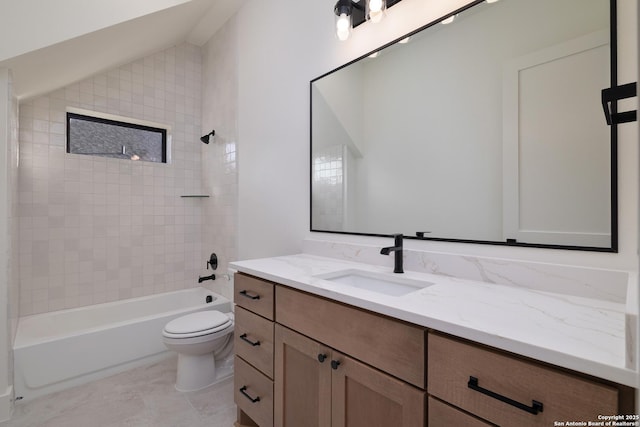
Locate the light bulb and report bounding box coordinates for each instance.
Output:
[370,10,383,23]
[367,0,385,24]
[398,36,411,44]
[486,0,499,3]
[336,13,351,41]
[369,52,379,58]
[369,0,383,12]
[336,13,350,31]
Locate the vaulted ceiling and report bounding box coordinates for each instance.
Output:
[0,0,245,99]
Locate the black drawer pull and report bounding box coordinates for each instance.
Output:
[331,360,341,370]
[239,333,260,346]
[468,376,543,415]
[239,386,260,403]
[239,290,260,300]
[318,353,327,363]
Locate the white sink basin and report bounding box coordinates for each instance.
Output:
[315,269,433,296]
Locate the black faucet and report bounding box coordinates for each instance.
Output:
[380,234,404,273]
[198,274,216,283]
[198,253,218,283]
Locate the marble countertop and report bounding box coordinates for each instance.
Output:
[230,253,638,388]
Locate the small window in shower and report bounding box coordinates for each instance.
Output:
[67,111,167,163]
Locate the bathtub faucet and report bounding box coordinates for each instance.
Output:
[198,274,216,283]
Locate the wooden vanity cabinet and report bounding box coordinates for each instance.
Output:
[234,272,634,427]
[275,285,426,388]
[234,273,276,427]
[427,332,628,427]
[274,286,426,427]
[274,324,425,427]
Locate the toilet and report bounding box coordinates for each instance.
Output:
[162,310,234,392]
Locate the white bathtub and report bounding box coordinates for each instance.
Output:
[13,287,232,401]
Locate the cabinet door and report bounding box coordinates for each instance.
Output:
[331,351,425,427]
[274,324,332,427]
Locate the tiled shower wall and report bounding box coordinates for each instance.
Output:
[311,144,345,231]
[18,43,205,316]
[200,19,239,300]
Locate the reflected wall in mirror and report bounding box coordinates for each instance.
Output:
[311,0,616,251]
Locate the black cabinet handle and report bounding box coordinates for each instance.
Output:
[468,376,543,415]
[239,386,260,403]
[318,354,327,363]
[239,290,260,300]
[239,333,260,346]
[331,360,341,370]
[601,82,637,125]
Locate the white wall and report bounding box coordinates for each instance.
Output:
[232,0,638,272]
[0,0,196,62]
[235,0,333,260]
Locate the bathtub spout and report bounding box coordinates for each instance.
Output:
[198,274,216,283]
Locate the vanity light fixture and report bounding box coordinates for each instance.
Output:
[200,130,215,144]
[334,0,354,41]
[334,0,402,41]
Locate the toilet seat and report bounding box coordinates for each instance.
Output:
[163,311,233,339]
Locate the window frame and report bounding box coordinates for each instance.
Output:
[66,111,168,163]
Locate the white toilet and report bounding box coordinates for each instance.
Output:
[162,310,234,392]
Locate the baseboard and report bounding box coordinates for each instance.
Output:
[0,385,13,422]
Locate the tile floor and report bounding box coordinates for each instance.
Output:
[1,356,237,427]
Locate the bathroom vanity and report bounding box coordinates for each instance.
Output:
[230,254,637,427]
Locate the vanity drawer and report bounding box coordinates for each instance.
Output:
[235,356,274,427]
[428,396,492,427]
[276,285,426,388]
[428,332,619,426]
[235,306,274,379]
[235,273,274,320]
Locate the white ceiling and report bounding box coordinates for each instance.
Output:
[0,0,245,100]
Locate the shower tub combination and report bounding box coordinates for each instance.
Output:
[13,287,232,401]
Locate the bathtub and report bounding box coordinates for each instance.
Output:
[13,287,232,401]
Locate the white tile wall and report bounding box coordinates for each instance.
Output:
[18,43,206,315]
[200,20,239,301]
[312,145,344,231]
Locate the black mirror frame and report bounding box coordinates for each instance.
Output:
[310,0,619,253]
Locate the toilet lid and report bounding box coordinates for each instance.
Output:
[164,311,232,335]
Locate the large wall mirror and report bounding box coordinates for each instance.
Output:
[310,0,617,251]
